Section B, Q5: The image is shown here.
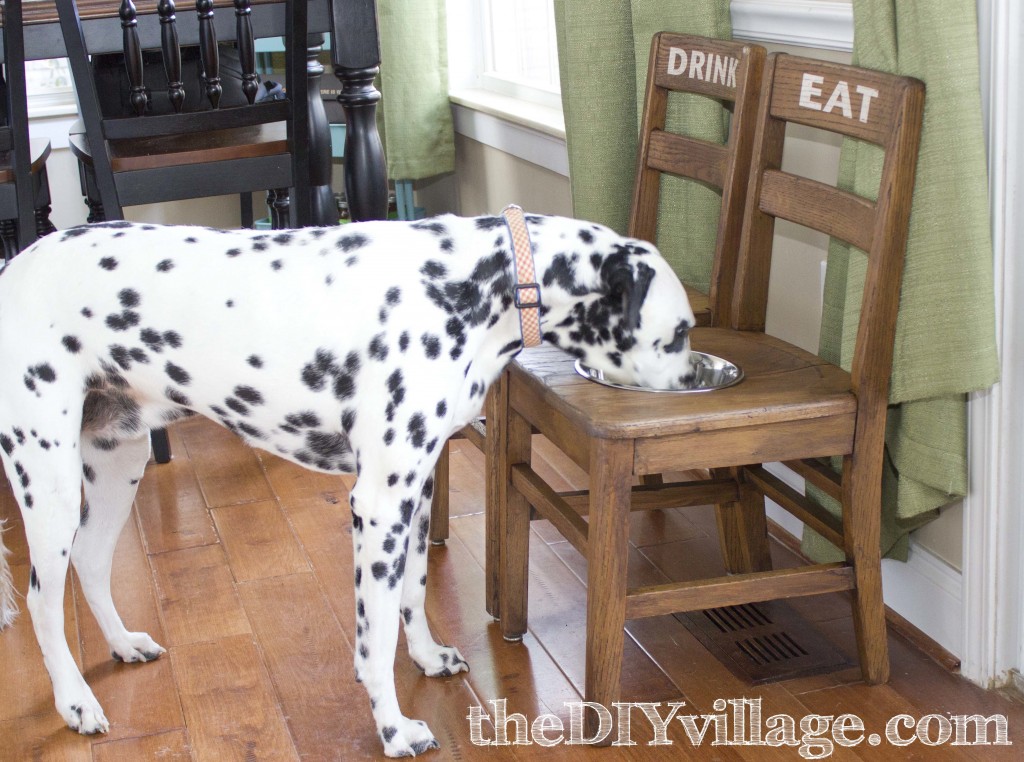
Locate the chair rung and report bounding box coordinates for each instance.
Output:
[625,563,854,619]
[559,479,740,515]
[647,131,727,188]
[782,458,842,502]
[743,465,844,549]
[459,420,487,451]
[510,464,588,555]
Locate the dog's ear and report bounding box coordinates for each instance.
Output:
[600,246,656,331]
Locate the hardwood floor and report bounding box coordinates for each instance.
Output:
[1,416,1022,760]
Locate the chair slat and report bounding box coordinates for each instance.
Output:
[759,169,876,252]
[646,131,728,189]
[100,100,290,140]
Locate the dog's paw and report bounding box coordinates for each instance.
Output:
[110,631,165,663]
[411,644,469,678]
[381,717,440,757]
[59,697,109,735]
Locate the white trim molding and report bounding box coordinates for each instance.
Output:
[731,0,853,52]
[961,0,1024,690]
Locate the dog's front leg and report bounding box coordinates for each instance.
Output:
[350,480,440,757]
[401,475,469,677]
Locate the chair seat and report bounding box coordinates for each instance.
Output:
[0,138,52,183]
[509,327,856,472]
[69,120,289,172]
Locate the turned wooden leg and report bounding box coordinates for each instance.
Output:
[585,437,633,742]
[268,188,290,230]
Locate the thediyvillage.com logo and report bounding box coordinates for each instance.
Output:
[467,698,1011,759]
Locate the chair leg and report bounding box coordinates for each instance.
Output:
[584,437,633,742]
[715,469,772,574]
[841,453,889,684]
[483,375,508,619]
[499,403,533,641]
[151,428,172,464]
[268,188,290,229]
[429,445,450,545]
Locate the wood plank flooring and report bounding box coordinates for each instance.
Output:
[1,416,1022,759]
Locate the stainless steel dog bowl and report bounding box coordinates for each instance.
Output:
[574,351,743,393]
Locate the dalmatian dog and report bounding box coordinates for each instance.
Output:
[0,213,694,756]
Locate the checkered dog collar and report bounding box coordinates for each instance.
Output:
[502,204,542,348]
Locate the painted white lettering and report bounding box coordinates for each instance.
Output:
[713,54,728,86]
[689,50,707,81]
[823,80,853,118]
[799,73,825,110]
[856,84,879,123]
[667,47,687,76]
[727,56,739,88]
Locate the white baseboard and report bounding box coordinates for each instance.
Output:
[763,463,963,658]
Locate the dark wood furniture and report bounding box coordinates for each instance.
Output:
[496,54,925,735]
[0,0,56,261]
[428,35,767,616]
[59,0,312,227]
[17,0,387,227]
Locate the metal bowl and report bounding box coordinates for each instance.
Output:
[574,351,743,393]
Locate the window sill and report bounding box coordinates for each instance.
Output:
[449,88,568,177]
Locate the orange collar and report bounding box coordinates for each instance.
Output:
[502,204,542,348]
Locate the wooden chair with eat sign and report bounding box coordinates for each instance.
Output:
[496,52,925,734]
[427,34,768,613]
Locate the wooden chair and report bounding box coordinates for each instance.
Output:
[0,0,56,263]
[426,35,767,602]
[496,53,925,735]
[58,0,311,229]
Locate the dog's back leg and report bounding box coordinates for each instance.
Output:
[9,440,110,734]
[73,431,165,664]
[400,475,468,678]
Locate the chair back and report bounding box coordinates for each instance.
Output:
[0,0,38,252]
[57,0,310,223]
[630,32,765,325]
[732,53,925,409]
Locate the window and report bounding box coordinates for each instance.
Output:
[481,0,560,107]
[25,58,76,117]
[447,0,561,112]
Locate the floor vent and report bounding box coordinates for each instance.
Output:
[676,601,852,684]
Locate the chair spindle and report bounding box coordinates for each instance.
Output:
[234,0,258,105]
[158,0,185,113]
[119,0,148,115]
[195,0,221,108]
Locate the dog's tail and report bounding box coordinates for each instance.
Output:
[0,520,18,629]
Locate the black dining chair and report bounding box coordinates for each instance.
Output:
[0,0,56,263]
[57,0,311,229]
[58,0,314,462]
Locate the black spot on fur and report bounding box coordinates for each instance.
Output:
[371,561,388,580]
[118,288,141,308]
[421,333,441,359]
[435,400,447,417]
[338,233,369,252]
[398,332,410,352]
[165,362,191,386]
[234,386,264,405]
[368,334,388,362]
[80,501,91,526]
[157,259,175,272]
[247,355,263,368]
[475,216,504,231]
[29,566,40,591]
[99,257,118,270]
[62,336,82,353]
[385,287,401,306]
[0,434,14,456]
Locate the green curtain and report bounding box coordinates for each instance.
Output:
[803,0,999,562]
[553,0,732,291]
[377,1,455,180]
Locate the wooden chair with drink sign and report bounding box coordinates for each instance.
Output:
[427,34,767,620]
[495,53,925,734]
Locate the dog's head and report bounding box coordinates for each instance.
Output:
[531,218,696,390]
